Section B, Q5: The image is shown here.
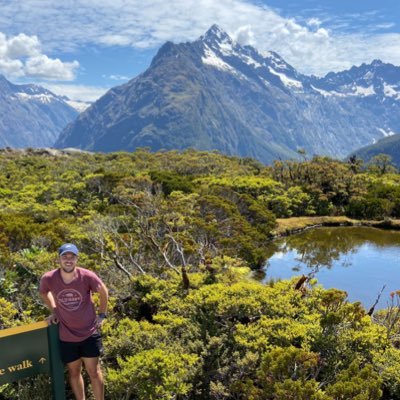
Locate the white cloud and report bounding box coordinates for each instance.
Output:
[307,18,322,29]
[0,58,24,76]
[99,34,133,46]
[373,22,396,30]
[0,0,399,77]
[6,33,41,58]
[25,55,79,80]
[42,83,110,102]
[233,25,256,46]
[108,74,130,81]
[0,32,79,80]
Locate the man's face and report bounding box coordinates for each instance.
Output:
[59,252,78,273]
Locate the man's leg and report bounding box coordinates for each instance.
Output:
[83,357,104,400]
[67,358,85,400]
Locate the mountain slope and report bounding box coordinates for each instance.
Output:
[351,134,400,168]
[0,75,79,148]
[56,25,400,163]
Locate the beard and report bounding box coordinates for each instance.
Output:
[61,265,76,273]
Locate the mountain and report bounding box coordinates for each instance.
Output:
[351,133,400,168]
[55,25,400,163]
[63,99,91,113]
[0,75,79,148]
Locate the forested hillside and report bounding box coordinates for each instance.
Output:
[352,134,400,169]
[2,148,400,399]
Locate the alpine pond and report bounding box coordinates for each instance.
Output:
[264,226,400,310]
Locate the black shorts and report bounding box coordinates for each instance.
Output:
[60,333,103,364]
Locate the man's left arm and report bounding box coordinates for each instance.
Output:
[96,282,109,327]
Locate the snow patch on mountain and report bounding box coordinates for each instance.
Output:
[378,128,397,137]
[202,46,250,82]
[218,40,234,56]
[311,85,335,97]
[241,54,262,68]
[66,100,90,113]
[383,83,400,100]
[268,67,303,89]
[268,56,288,71]
[214,40,263,69]
[363,71,374,81]
[260,78,270,86]
[202,46,236,73]
[24,85,46,95]
[353,85,375,96]
[15,92,57,104]
[311,84,375,98]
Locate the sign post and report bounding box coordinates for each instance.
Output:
[0,321,65,399]
[47,323,66,400]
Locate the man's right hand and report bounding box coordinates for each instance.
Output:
[46,312,59,325]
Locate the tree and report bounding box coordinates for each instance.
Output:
[368,154,397,175]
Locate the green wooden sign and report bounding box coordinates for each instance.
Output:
[0,321,65,399]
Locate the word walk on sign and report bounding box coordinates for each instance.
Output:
[0,321,65,399]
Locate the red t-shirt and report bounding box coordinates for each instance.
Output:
[40,267,103,342]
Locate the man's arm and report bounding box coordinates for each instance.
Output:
[96,282,109,327]
[40,291,59,324]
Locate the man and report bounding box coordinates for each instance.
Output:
[40,243,108,400]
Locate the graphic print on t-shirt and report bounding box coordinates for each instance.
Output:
[57,289,83,311]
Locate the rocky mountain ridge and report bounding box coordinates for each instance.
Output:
[0,75,79,148]
[41,26,400,162]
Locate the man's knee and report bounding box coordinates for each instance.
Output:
[67,360,83,379]
[86,364,102,381]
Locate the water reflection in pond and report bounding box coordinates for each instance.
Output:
[263,226,400,310]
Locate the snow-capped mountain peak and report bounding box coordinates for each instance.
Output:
[201,25,234,49]
[15,92,57,104]
[310,57,400,101]
[0,75,79,148]
[199,26,305,92]
[55,25,400,165]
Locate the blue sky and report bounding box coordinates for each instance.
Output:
[0,0,399,101]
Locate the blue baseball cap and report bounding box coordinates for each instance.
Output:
[58,243,79,256]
